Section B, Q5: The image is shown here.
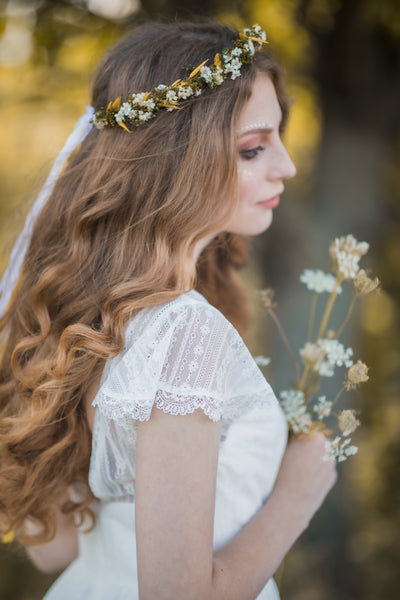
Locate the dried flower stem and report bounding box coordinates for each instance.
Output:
[298,365,310,393]
[316,278,342,341]
[331,385,346,409]
[299,364,323,396]
[335,294,358,339]
[307,292,318,341]
[267,308,299,382]
[304,372,322,400]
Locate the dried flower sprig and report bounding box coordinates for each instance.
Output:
[259,234,379,461]
[279,389,313,435]
[258,288,300,384]
[345,360,369,390]
[254,356,271,366]
[324,436,358,462]
[338,409,360,436]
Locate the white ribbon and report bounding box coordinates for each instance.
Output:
[0,106,94,317]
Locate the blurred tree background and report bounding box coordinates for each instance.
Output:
[0,0,399,598]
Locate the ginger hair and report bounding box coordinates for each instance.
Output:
[0,21,289,545]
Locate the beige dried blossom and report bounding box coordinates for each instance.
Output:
[354,269,380,295]
[338,409,360,436]
[346,360,369,389]
[329,234,369,280]
[300,342,325,369]
[259,288,276,310]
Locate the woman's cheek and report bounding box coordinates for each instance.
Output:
[238,164,254,181]
[238,163,254,194]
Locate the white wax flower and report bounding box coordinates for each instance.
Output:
[254,355,271,366]
[199,66,213,84]
[138,111,151,121]
[244,40,255,55]
[280,390,312,434]
[316,339,353,377]
[165,90,178,103]
[213,66,224,85]
[313,396,332,418]
[324,436,358,462]
[121,102,132,115]
[177,86,193,99]
[132,92,146,104]
[300,269,342,294]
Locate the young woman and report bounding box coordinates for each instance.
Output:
[0,21,337,600]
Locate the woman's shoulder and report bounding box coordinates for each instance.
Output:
[124,289,235,349]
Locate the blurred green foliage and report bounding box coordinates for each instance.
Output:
[1,0,399,598]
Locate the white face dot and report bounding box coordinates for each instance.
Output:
[236,120,274,136]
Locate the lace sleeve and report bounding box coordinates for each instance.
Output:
[93,298,233,426]
[93,293,276,429]
[153,302,231,421]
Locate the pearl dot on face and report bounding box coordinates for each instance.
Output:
[238,167,253,179]
[236,120,274,136]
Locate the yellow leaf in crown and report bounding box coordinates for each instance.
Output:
[107,101,112,111]
[144,91,150,100]
[189,59,208,78]
[117,121,131,132]
[161,103,182,110]
[2,530,14,544]
[245,35,268,45]
[112,97,121,110]
[214,53,221,67]
[170,79,182,88]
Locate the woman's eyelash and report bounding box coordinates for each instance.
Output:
[239,145,265,160]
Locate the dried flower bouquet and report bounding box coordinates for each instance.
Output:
[256,234,380,462]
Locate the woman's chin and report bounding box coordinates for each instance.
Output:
[226,210,274,236]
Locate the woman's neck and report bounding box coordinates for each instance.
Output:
[193,233,217,263]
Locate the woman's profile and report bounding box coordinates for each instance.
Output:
[0,21,337,600]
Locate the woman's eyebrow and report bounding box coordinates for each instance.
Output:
[238,126,274,138]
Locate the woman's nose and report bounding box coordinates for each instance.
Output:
[268,143,297,182]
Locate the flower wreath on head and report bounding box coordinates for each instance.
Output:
[92,25,268,132]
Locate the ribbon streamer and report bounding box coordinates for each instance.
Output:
[0,106,94,317]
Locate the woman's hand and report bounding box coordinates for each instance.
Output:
[272,432,337,530]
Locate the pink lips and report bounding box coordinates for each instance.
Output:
[257,195,280,209]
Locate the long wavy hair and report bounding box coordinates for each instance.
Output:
[0,21,289,545]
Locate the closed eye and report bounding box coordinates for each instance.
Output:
[239,145,265,160]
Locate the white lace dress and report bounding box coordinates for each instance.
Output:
[43,290,288,600]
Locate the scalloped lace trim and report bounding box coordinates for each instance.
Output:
[154,389,222,421]
[93,388,223,424]
[94,385,277,428]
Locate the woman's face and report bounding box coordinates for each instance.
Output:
[225,72,296,236]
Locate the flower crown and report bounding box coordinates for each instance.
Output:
[92,25,268,132]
